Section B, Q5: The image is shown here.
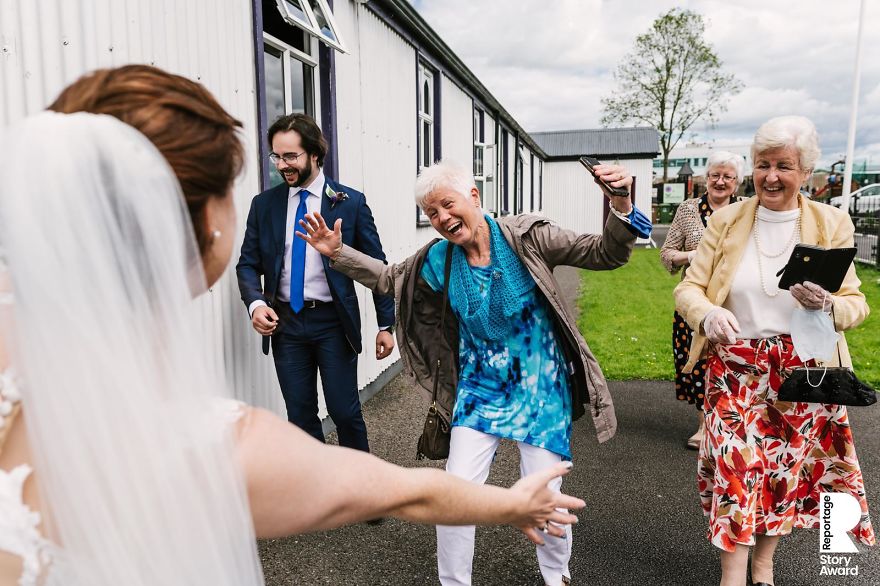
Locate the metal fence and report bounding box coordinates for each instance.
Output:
[842,195,880,267]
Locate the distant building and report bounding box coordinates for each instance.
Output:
[654,140,752,181]
[532,128,659,238]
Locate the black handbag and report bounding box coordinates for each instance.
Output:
[777,367,876,406]
[778,310,876,407]
[416,245,454,460]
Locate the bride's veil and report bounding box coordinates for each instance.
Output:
[0,112,265,584]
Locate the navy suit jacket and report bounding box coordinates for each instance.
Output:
[235,177,395,355]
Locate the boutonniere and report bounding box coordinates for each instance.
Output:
[325,185,348,209]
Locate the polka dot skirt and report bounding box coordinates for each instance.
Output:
[673,310,706,410]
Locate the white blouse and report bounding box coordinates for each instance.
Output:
[724,206,801,339]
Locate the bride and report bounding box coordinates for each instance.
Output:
[0,65,583,585]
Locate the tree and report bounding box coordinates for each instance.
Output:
[601,8,742,181]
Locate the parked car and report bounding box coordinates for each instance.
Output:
[829,183,880,215]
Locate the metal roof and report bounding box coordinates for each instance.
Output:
[531,127,661,159]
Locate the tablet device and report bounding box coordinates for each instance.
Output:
[776,244,857,293]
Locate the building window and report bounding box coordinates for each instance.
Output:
[473,107,495,215]
[500,128,509,215]
[417,62,440,225]
[530,153,535,211]
[419,65,435,170]
[263,32,319,187]
[538,159,543,211]
[274,0,348,53]
[515,145,525,214]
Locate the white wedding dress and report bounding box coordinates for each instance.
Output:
[0,366,56,586]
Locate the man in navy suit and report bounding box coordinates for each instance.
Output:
[236,114,395,452]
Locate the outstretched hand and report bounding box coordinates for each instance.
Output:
[296,212,343,258]
[508,462,584,545]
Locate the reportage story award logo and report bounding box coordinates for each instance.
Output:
[819,492,863,577]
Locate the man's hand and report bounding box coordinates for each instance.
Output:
[252,305,279,336]
[702,307,740,344]
[592,163,633,214]
[296,212,343,259]
[376,330,395,360]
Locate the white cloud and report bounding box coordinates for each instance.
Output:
[412,0,880,166]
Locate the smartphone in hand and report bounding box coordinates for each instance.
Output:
[579,156,630,197]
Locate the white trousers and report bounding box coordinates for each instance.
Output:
[436,426,572,586]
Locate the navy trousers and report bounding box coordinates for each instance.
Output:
[271,303,369,452]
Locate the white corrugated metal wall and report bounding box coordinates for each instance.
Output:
[543,158,653,239]
[0,0,287,415]
[332,2,473,393]
[440,73,473,169]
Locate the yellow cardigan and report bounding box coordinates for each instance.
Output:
[674,195,869,371]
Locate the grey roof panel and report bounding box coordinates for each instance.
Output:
[531,127,661,158]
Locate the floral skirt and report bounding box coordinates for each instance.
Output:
[672,310,707,410]
[698,335,875,552]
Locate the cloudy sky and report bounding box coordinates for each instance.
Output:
[411,0,880,168]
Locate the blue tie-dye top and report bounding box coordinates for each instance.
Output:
[420,240,572,459]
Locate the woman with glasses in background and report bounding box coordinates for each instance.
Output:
[660,151,743,449]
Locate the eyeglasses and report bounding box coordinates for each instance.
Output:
[708,173,737,183]
[269,151,306,165]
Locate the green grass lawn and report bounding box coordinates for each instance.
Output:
[576,248,880,387]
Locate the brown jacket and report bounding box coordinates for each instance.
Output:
[332,213,636,443]
[675,196,869,372]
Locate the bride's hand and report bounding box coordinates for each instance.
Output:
[508,462,584,545]
[296,212,343,259]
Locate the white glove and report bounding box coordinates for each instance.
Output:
[686,250,697,264]
[702,307,741,344]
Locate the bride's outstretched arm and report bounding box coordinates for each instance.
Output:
[236,408,584,544]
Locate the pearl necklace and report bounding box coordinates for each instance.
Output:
[753,205,801,298]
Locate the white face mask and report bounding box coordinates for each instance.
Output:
[790,304,840,363]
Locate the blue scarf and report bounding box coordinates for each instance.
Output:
[448,216,535,341]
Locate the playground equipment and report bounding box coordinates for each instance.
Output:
[814,160,861,199]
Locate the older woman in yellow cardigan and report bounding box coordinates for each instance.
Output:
[675,116,873,586]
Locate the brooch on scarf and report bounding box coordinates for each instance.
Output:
[325,185,348,209]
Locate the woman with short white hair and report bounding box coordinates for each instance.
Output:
[676,116,874,586]
[660,150,744,449]
[299,158,651,586]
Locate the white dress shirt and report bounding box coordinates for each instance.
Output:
[248,170,333,316]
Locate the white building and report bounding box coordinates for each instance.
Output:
[1,0,651,420]
[532,128,659,239]
[654,140,752,181]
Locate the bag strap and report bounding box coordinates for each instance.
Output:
[832,304,842,366]
[430,244,455,406]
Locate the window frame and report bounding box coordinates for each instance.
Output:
[530,153,535,212]
[262,32,321,188]
[416,61,441,226]
[274,0,349,54]
[499,128,510,216]
[473,106,496,216]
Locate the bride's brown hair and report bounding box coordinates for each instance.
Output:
[49,64,244,253]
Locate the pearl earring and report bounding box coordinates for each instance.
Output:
[211,230,221,242]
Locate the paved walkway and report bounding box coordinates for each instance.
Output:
[260,266,880,586]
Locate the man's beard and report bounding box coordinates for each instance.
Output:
[284,158,313,188]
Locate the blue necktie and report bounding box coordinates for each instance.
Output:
[290,189,309,313]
